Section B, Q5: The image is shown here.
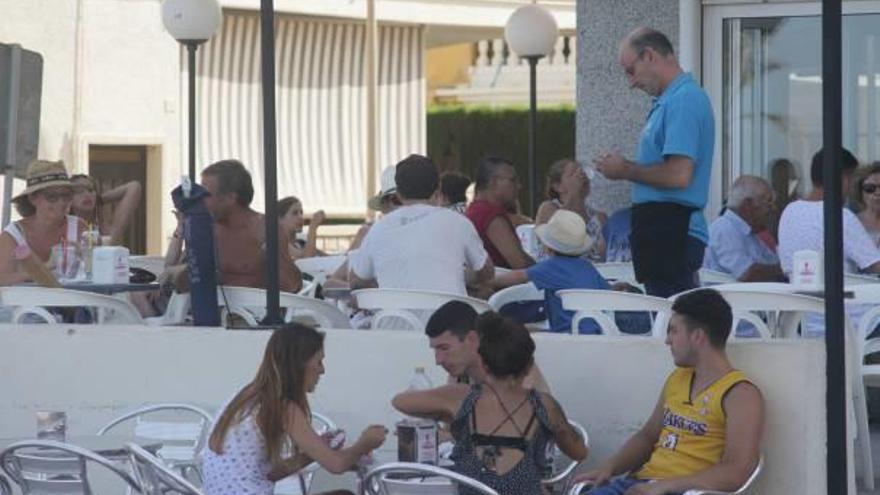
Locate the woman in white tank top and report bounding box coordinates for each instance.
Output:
[0,160,83,285]
[202,324,387,495]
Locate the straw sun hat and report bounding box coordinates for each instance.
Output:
[367,165,398,211]
[534,209,594,256]
[12,160,72,202]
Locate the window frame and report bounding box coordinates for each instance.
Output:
[700,0,880,220]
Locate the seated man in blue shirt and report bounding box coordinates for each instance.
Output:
[704,176,785,282]
[493,210,609,334]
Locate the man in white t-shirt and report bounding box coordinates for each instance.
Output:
[350,154,493,295]
[778,148,880,275]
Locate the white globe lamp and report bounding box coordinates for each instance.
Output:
[504,4,559,214]
[160,0,222,181]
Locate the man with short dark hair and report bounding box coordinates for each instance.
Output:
[350,154,493,294]
[778,147,880,276]
[197,159,301,292]
[594,27,714,298]
[425,301,550,391]
[574,289,764,495]
[466,156,535,269]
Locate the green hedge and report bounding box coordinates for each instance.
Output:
[426,104,576,210]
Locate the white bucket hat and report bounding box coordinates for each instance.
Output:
[367,166,398,211]
[534,209,594,256]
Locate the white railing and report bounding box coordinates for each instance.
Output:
[434,35,576,106]
[473,35,575,68]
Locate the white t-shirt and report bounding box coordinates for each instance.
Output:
[778,200,880,274]
[350,203,489,295]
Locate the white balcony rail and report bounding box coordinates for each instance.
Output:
[435,35,575,106]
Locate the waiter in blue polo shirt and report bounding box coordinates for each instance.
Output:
[594,27,715,298]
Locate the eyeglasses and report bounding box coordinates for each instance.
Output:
[40,190,73,203]
[863,184,880,194]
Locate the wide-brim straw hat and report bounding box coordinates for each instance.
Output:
[12,160,72,202]
[534,209,594,256]
[367,165,398,211]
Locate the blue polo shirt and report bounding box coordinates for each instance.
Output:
[633,72,715,243]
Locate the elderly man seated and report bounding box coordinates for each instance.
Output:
[350,154,493,294]
[703,176,784,282]
[574,289,764,495]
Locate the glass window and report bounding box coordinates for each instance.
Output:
[722,14,880,208]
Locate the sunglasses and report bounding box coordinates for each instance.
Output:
[863,184,880,194]
[40,190,73,203]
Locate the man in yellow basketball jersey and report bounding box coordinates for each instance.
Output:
[573,288,764,495]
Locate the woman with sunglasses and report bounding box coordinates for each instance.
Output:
[203,323,387,495]
[69,174,142,246]
[535,158,607,261]
[856,162,880,247]
[0,160,85,285]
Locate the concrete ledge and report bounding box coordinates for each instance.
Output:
[0,325,827,493]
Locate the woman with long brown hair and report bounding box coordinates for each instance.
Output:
[69,174,141,246]
[202,324,387,495]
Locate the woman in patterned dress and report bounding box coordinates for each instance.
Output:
[202,324,386,495]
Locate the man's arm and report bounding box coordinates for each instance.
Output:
[485,216,534,269]
[573,391,666,486]
[739,263,786,282]
[639,382,764,495]
[595,154,694,190]
[492,269,529,290]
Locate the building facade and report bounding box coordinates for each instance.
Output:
[579,0,880,226]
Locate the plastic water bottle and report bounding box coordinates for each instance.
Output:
[408,367,434,391]
[397,367,438,464]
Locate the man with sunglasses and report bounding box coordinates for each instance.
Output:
[593,28,714,298]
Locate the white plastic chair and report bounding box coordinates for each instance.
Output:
[295,255,346,284]
[683,456,763,494]
[488,283,548,330]
[697,268,737,286]
[565,456,763,495]
[353,289,492,331]
[593,262,638,285]
[688,283,823,339]
[145,292,192,326]
[97,403,213,484]
[0,286,145,324]
[0,440,143,494]
[126,443,202,495]
[516,224,541,260]
[0,473,11,495]
[363,462,499,495]
[542,420,589,493]
[215,286,351,329]
[557,289,672,336]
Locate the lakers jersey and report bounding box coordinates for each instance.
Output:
[635,367,750,480]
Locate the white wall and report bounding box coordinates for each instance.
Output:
[0,0,182,252]
[0,325,827,493]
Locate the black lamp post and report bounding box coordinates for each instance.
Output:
[505,5,558,215]
[161,0,222,182]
